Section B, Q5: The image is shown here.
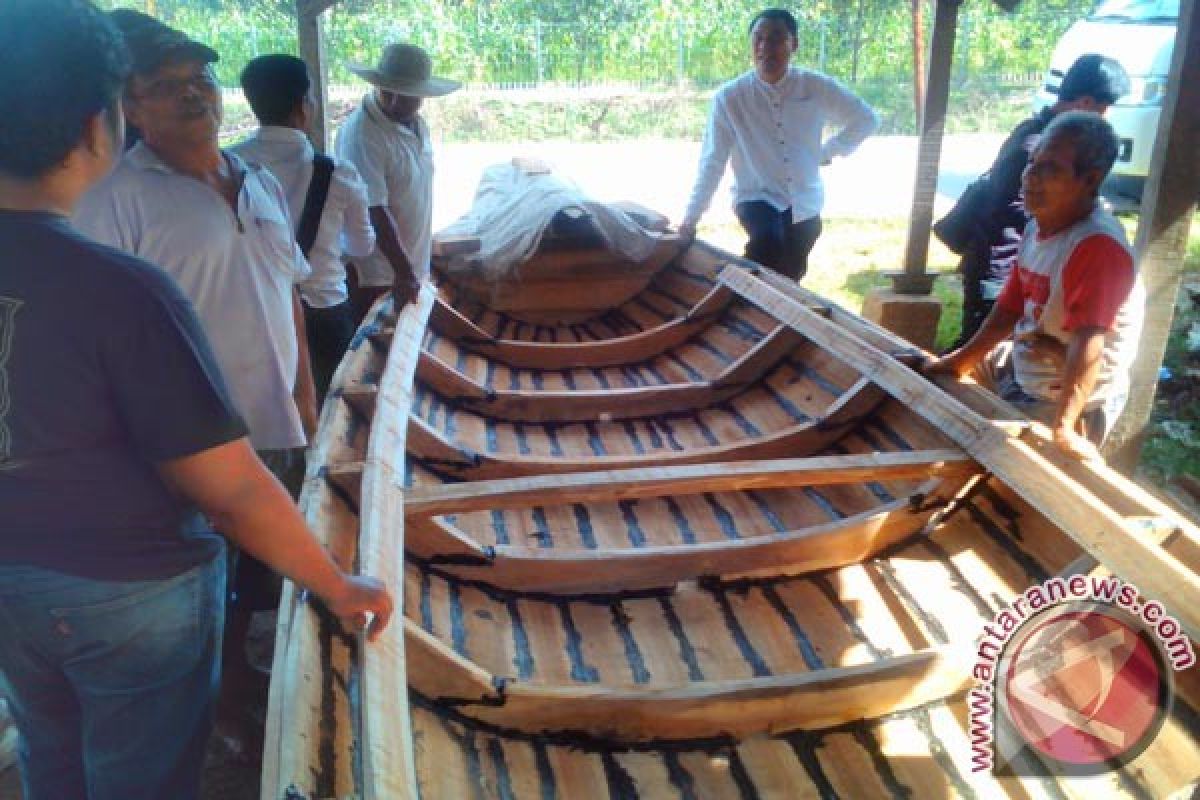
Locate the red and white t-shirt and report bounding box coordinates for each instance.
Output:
[994,206,1143,405]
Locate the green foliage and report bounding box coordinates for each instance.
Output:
[105,0,1099,134]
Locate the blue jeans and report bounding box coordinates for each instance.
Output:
[0,550,225,800]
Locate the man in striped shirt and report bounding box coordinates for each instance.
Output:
[926,112,1143,460]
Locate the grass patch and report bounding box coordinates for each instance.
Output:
[696,216,964,351]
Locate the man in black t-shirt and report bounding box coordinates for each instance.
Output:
[0,4,393,799]
[950,54,1129,347]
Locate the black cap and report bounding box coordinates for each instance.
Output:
[107,9,218,76]
[1059,54,1130,105]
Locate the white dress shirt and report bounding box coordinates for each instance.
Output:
[75,143,311,450]
[335,93,435,287]
[684,67,879,225]
[231,126,375,308]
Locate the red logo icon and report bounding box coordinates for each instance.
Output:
[999,605,1169,773]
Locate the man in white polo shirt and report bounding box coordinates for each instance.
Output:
[233,54,376,398]
[336,42,460,320]
[74,11,318,754]
[680,8,878,280]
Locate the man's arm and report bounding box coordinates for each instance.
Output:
[369,205,420,305]
[157,437,393,640]
[818,77,879,165]
[338,166,377,259]
[925,304,1021,379]
[292,289,318,437]
[680,93,735,243]
[1053,326,1107,457]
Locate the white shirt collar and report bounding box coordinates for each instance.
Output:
[251,125,314,153]
[364,92,424,139]
[754,67,799,95]
[126,140,256,177]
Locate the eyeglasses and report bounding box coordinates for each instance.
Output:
[135,67,218,99]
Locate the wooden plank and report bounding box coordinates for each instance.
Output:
[415,322,805,424]
[441,485,966,593]
[406,623,972,740]
[263,296,392,798]
[406,450,974,518]
[404,377,888,480]
[356,286,436,800]
[427,284,734,369]
[721,265,1200,639]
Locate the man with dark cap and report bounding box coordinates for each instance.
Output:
[0,1,392,798]
[75,9,320,756]
[942,53,1130,347]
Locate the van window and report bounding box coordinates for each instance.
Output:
[1090,0,1179,22]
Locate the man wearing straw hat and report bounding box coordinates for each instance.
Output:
[336,43,460,319]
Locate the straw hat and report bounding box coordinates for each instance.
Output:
[347,43,461,97]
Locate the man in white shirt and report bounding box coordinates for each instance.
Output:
[680,8,879,280]
[336,42,460,320]
[234,54,376,398]
[74,12,319,755]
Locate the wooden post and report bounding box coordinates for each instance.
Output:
[296,0,339,153]
[1106,0,1200,469]
[912,0,926,127]
[893,0,962,295]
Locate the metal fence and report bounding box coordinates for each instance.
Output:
[192,8,1078,94]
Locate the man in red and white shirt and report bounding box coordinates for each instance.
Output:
[927,111,1143,459]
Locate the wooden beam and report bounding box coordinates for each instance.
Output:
[405,450,974,518]
[263,293,394,799]
[412,325,807,423]
[1107,0,1200,468]
[296,1,332,152]
[357,286,436,800]
[404,377,887,479]
[721,266,1200,639]
[433,485,971,593]
[897,0,962,293]
[406,620,972,740]
[428,285,735,370]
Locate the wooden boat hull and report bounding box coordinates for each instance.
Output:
[264,233,1200,800]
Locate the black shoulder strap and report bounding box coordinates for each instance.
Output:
[296,153,335,257]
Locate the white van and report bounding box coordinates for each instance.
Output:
[1034,0,1179,200]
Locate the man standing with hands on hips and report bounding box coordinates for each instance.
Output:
[679,8,878,280]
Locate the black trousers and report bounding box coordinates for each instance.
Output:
[735,201,823,280]
[303,299,357,401]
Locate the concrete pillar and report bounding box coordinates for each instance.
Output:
[861,289,943,352]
